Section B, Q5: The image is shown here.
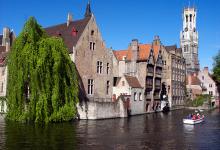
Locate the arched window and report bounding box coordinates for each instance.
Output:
[139,93,142,101]
[91,30,94,36]
[186,15,188,22]
[134,92,137,101]
[190,14,192,22]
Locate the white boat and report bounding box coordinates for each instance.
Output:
[183,115,205,125]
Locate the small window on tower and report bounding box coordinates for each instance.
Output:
[186,15,188,22]
[190,14,192,22]
[184,46,186,52]
[91,30,94,36]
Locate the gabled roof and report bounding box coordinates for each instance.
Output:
[187,74,201,85]
[113,44,160,61]
[176,48,182,53]
[124,75,142,88]
[165,45,177,52]
[45,17,91,53]
[165,45,183,55]
[113,50,129,61]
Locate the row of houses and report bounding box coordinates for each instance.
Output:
[0,2,219,118]
[186,67,219,107]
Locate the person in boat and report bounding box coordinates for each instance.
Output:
[197,113,200,119]
[187,114,193,119]
[192,114,196,120]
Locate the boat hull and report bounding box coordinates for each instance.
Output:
[183,117,204,125]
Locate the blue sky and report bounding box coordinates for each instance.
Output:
[0,0,220,70]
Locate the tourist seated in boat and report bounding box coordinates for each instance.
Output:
[192,114,196,120]
[197,113,200,119]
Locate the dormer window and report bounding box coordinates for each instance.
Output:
[71,27,78,36]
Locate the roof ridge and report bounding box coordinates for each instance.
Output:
[45,17,90,29]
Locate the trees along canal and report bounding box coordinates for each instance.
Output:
[6,17,79,123]
[213,50,220,81]
[213,50,220,96]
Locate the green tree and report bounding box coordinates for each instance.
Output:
[213,50,220,82]
[6,17,78,123]
[213,49,220,97]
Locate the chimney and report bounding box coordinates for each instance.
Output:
[131,39,138,61]
[67,13,73,27]
[2,27,10,46]
[153,35,161,45]
[6,42,10,52]
[203,67,209,74]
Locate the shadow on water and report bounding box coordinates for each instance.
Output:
[0,108,219,150]
[4,121,79,150]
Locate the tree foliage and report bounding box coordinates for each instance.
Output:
[213,50,220,82]
[6,17,79,123]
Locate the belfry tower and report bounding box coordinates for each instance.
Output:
[180,7,200,74]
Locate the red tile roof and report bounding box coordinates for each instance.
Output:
[186,74,201,85]
[113,44,160,61]
[124,75,142,88]
[45,17,91,53]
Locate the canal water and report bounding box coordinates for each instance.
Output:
[0,109,219,150]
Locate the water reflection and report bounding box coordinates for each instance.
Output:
[0,115,6,149]
[183,124,195,132]
[0,109,219,150]
[5,121,78,150]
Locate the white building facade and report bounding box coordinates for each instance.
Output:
[197,67,219,106]
[113,75,144,115]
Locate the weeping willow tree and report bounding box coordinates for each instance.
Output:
[7,17,79,123]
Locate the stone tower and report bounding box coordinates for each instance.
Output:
[180,7,199,74]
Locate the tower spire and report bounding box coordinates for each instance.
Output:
[84,0,92,18]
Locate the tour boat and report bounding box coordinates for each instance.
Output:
[183,115,205,125]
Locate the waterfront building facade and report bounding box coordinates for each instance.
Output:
[0,27,15,113]
[197,67,219,107]
[113,38,163,113]
[162,45,186,108]
[45,2,127,119]
[180,7,200,74]
[113,75,144,115]
[186,73,202,100]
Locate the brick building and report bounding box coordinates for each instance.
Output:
[162,44,186,108]
[45,2,126,119]
[0,27,15,113]
[113,38,163,112]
